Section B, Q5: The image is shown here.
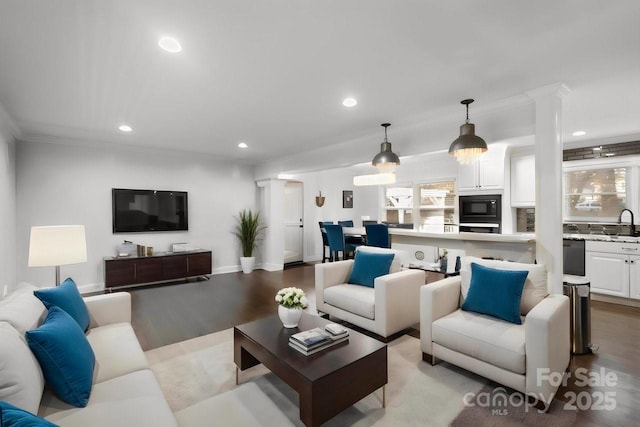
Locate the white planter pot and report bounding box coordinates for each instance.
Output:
[240,256,255,274]
[278,305,303,328]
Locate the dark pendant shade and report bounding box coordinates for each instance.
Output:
[372,123,399,170]
[448,99,488,164]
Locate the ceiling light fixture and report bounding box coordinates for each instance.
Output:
[448,99,487,164]
[238,142,248,149]
[353,172,396,187]
[118,125,132,132]
[158,36,182,53]
[372,123,400,172]
[342,97,358,107]
[572,130,587,137]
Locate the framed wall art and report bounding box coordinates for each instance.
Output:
[342,190,353,208]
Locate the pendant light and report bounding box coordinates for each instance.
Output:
[448,99,487,164]
[372,123,400,173]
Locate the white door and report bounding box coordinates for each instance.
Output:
[284,181,304,263]
[585,251,629,297]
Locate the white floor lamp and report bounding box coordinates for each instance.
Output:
[28,225,88,285]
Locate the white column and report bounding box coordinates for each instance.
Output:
[257,178,285,271]
[526,83,570,294]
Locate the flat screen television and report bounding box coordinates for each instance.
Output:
[112,188,188,233]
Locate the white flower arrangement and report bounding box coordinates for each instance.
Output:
[275,287,308,309]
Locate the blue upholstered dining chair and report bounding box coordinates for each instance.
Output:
[318,221,333,262]
[364,223,391,248]
[324,224,347,262]
[339,220,363,257]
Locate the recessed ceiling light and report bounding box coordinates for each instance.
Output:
[238,142,248,149]
[572,130,586,137]
[118,125,132,132]
[158,36,182,53]
[342,97,358,107]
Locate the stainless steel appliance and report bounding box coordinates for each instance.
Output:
[563,238,585,276]
[459,194,502,233]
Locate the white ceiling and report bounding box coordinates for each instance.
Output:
[0,0,639,168]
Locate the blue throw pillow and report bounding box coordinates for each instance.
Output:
[34,277,90,332]
[461,263,528,324]
[348,251,395,288]
[0,401,59,426]
[25,306,95,408]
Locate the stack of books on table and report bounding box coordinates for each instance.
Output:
[288,324,349,355]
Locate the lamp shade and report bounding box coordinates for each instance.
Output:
[372,123,399,171]
[28,225,87,267]
[448,99,488,164]
[448,123,488,164]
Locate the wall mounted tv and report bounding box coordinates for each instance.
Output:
[112,189,188,233]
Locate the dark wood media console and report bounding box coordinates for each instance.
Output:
[104,249,212,290]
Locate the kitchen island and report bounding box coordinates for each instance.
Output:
[389,229,536,263]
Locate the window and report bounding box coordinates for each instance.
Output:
[384,185,413,225]
[563,166,631,221]
[417,180,456,232]
[383,179,457,232]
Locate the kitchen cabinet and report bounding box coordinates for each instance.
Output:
[585,241,639,299]
[457,146,506,193]
[510,154,535,207]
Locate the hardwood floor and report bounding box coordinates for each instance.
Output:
[128,264,317,351]
[124,263,640,426]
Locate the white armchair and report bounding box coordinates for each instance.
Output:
[315,247,425,338]
[420,257,570,411]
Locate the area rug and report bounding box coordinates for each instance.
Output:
[145,329,575,426]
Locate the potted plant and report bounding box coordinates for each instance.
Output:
[233,209,266,273]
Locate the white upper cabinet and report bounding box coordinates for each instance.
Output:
[457,145,506,193]
[510,154,536,207]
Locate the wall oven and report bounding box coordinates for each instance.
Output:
[459,194,502,233]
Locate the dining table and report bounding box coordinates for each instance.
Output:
[342,226,366,237]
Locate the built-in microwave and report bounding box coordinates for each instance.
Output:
[459,194,502,233]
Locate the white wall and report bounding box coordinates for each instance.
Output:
[16,140,257,290]
[0,113,16,295]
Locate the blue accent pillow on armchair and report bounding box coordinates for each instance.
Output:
[25,306,95,408]
[461,263,528,324]
[348,251,395,288]
[0,401,59,426]
[34,277,90,332]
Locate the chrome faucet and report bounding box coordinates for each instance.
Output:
[617,209,636,236]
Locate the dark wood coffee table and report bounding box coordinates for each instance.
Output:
[234,313,387,427]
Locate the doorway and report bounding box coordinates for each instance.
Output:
[284,181,304,264]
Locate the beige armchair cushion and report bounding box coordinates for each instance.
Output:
[432,309,526,374]
[460,256,548,315]
[324,285,375,320]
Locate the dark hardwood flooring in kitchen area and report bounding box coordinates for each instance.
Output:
[124,263,640,426]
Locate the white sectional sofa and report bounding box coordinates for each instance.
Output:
[0,283,293,426]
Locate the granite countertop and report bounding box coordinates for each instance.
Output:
[563,233,640,243]
[388,228,536,243]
